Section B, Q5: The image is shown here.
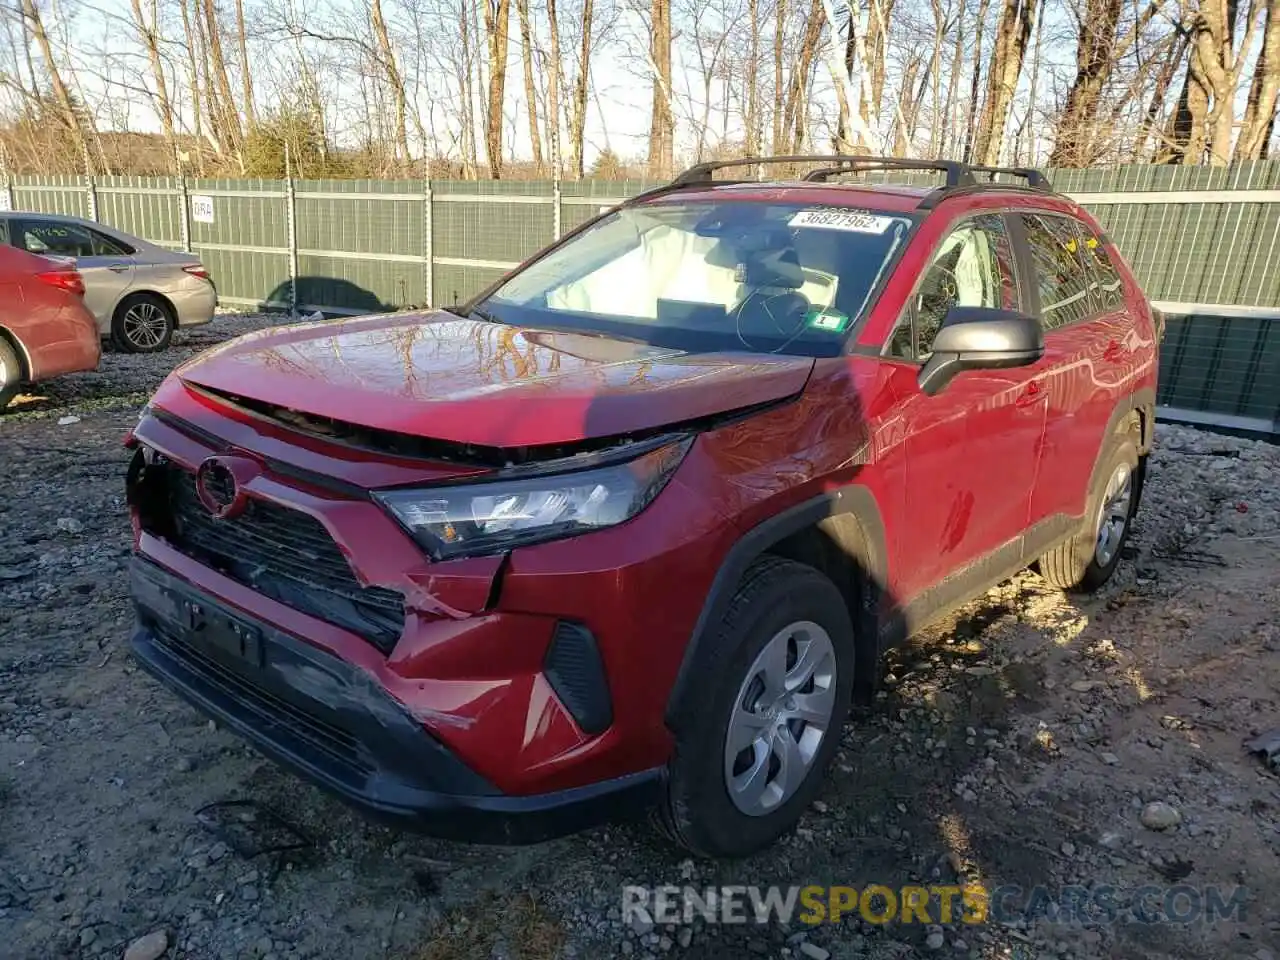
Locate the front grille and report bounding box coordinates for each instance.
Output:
[151,620,371,782]
[157,467,405,653]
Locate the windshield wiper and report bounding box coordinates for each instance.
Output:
[469,305,504,324]
[441,304,504,324]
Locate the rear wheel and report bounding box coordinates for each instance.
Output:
[1038,427,1140,592]
[112,293,175,353]
[0,338,21,411]
[657,556,854,858]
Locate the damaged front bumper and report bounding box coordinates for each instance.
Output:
[130,557,663,843]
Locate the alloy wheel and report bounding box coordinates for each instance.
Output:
[123,301,169,349]
[1094,462,1133,567]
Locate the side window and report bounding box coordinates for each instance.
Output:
[15,219,95,258]
[888,213,1018,360]
[1075,224,1125,311]
[89,228,133,256]
[1021,214,1094,329]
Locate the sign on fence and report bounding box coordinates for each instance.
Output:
[190,195,214,224]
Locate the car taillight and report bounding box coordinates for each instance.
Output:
[183,264,211,281]
[37,269,86,297]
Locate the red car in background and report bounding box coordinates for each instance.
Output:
[0,245,100,410]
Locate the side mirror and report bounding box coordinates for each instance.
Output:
[918,306,1044,396]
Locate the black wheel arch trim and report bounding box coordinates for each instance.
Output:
[665,485,889,731]
[1091,386,1155,482]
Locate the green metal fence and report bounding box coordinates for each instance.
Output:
[1,166,1277,434]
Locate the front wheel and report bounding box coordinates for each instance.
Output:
[1038,431,1140,592]
[112,293,175,353]
[658,556,855,858]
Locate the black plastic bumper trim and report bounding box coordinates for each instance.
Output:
[544,620,614,735]
[128,556,663,844]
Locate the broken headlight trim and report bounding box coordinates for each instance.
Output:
[374,436,694,560]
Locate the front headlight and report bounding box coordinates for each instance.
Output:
[374,436,693,560]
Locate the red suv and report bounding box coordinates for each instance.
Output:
[126,156,1159,858]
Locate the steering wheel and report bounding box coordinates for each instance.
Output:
[917,263,961,315]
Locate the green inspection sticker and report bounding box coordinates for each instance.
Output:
[806,309,850,332]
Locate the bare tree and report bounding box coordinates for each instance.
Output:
[647,0,674,176]
[1049,0,1167,166]
[516,0,544,171]
[781,0,824,151]
[745,0,760,153]
[961,0,990,160]
[482,0,511,176]
[235,0,256,127]
[202,0,244,155]
[127,0,176,163]
[1132,32,1188,158]
[1186,0,1261,164]
[1237,0,1280,158]
[773,0,786,150]
[971,0,1035,164]
[18,0,93,170]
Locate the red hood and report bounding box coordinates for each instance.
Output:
[177,312,814,447]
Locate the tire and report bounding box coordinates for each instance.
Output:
[657,556,855,858]
[1038,425,1141,593]
[112,293,175,353]
[0,337,21,411]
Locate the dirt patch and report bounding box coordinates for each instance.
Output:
[1,317,1278,959]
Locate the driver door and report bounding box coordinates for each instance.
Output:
[881,213,1049,617]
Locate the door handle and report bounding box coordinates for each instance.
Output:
[107,264,130,273]
[1016,380,1046,407]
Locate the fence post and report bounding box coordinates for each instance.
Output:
[423,179,434,308]
[285,174,299,314]
[0,145,12,212]
[178,176,191,253]
[85,175,98,221]
[552,176,563,239]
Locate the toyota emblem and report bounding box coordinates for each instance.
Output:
[195,455,261,520]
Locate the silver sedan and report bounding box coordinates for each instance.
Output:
[0,213,217,353]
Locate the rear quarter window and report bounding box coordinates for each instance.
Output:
[90,229,134,256]
[1075,227,1125,311]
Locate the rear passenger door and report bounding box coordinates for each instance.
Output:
[1018,212,1127,530]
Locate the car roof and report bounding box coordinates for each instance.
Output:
[0,210,182,253]
[635,178,1093,226]
[1,211,122,231]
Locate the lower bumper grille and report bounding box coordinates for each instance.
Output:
[153,466,405,653]
[151,619,372,780]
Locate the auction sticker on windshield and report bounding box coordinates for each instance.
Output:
[789,209,894,234]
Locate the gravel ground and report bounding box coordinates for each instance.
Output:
[2,314,1279,960]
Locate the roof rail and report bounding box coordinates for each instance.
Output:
[966,164,1052,190]
[618,155,1054,211]
[670,154,978,188]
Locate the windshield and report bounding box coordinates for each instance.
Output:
[475,199,915,357]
